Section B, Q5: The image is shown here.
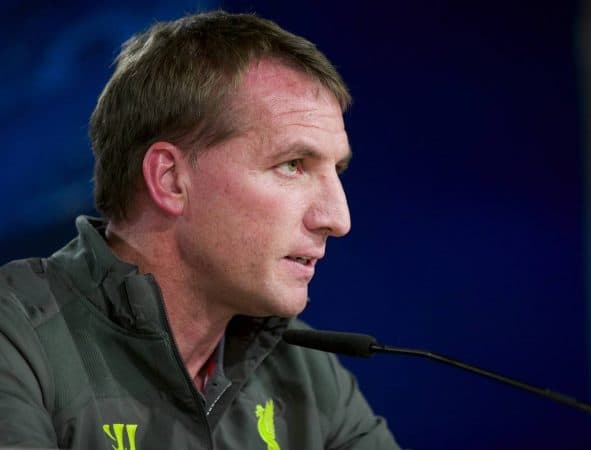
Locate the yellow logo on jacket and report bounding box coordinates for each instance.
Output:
[255,399,280,450]
[102,423,138,450]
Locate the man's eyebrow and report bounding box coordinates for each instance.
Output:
[337,147,353,173]
[271,146,320,161]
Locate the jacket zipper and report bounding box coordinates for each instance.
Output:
[206,380,231,417]
[151,276,214,449]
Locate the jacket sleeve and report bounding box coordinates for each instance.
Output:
[323,352,402,450]
[0,295,58,448]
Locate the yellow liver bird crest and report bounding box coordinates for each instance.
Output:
[255,399,280,450]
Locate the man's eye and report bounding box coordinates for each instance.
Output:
[277,160,302,175]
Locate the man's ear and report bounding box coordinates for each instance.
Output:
[142,141,189,217]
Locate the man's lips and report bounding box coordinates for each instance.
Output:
[285,256,315,266]
[284,252,324,267]
[282,256,316,281]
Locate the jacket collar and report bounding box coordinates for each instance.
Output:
[49,216,162,332]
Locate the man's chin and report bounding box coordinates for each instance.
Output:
[256,294,309,318]
[279,295,310,317]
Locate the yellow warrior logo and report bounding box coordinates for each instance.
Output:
[255,399,281,450]
[102,423,138,450]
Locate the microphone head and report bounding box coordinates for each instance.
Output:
[283,329,377,357]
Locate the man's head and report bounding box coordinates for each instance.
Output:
[90,10,351,222]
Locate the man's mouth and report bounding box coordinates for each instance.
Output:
[286,256,312,266]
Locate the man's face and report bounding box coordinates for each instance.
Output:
[176,59,351,318]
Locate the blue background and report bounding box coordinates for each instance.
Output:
[1,1,590,448]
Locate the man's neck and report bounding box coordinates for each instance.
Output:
[105,221,231,385]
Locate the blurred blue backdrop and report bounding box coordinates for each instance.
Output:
[1,1,589,448]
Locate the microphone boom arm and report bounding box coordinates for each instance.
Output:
[370,343,591,414]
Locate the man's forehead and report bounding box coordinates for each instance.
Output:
[240,58,334,107]
[224,58,346,141]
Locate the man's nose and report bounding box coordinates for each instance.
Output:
[304,172,351,238]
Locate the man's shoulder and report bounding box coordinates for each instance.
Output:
[0,257,63,328]
[0,257,47,301]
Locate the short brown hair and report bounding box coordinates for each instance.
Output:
[90,10,351,221]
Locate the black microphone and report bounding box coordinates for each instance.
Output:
[282,329,591,415]
[283,329,377,357]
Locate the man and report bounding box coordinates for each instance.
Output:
[0,11,400,449]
